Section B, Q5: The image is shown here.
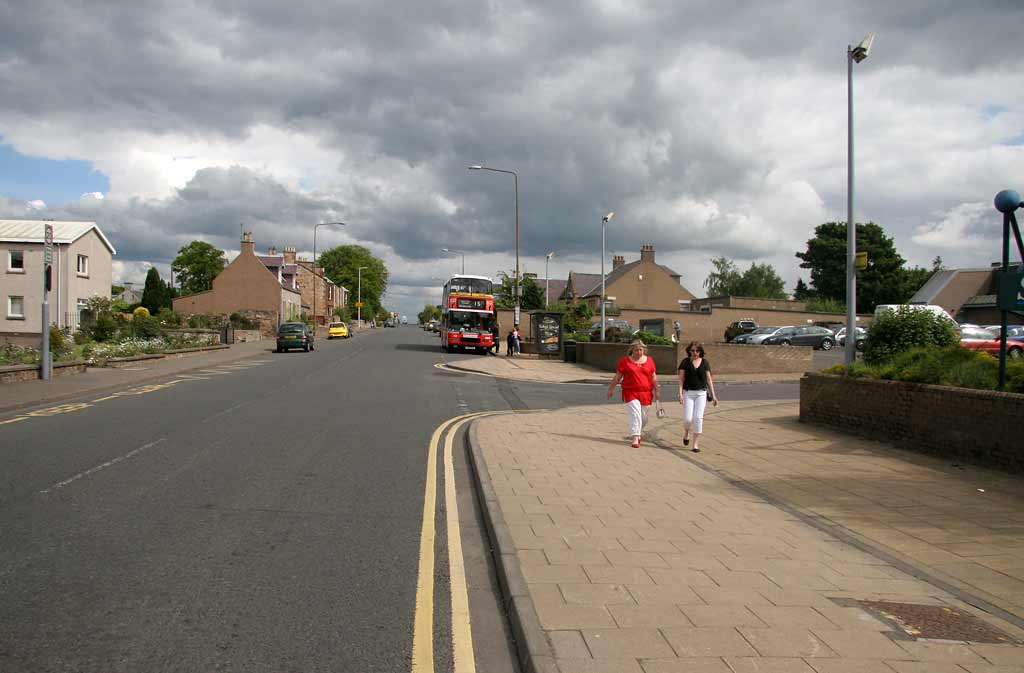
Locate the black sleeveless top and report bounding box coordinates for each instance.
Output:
[678,358,711,390]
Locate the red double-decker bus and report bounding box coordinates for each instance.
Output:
[440,275,496,353]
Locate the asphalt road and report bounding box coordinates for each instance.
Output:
[0,327,798,672]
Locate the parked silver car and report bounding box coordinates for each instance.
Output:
[732,326,783,345]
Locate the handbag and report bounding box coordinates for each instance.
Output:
[706,390,713,402]
[655,400,667,418]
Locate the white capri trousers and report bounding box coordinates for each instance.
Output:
[683,389,708,434]
[625,399,649,437]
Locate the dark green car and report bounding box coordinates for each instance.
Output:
[276,322,314,352]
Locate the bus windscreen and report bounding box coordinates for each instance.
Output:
[447,310,495,331]
[448,278,492,295]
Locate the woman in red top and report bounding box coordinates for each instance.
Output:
[607,340,659,448]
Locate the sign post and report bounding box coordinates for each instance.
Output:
[41,224,53,381]
[993,190,1024,389]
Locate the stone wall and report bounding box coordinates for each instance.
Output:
[704,343,813,374]
[577,341,814,375]
[800,373,1024,473]
[0,360,88,384]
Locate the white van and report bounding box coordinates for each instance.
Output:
[874,304,957,326]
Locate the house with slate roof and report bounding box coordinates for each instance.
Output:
[1,219,115,342]
[570,245,696,312]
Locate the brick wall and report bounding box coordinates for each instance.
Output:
[577,342,813,375]
[800,373,1024,473]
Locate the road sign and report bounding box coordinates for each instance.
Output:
[44,223,53,264]
[997,270,1024,311]
[355,301,364,308]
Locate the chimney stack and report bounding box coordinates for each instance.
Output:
[241,231,255,256]
[283,246,297,265]
[268,246,277,256]
[640,244,656,263]
[612,255,625,270]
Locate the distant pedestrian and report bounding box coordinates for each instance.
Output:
[607,340,659,448]
[677,341,717,453]
[673,321,682,344]
[506,329,516,356]
[491,322,501,354]
[512,326,521,355]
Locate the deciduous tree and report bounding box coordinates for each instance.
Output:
[171,241,226,295]
[318,245,389,317]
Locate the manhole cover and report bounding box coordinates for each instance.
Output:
[856,600,1021,644]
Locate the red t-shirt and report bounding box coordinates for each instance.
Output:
[616,355,656,405]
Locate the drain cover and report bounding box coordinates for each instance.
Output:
[856,600,1021,644]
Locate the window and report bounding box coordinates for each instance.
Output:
[8,250,24,272]
[77,254,89,276]
[7,296,24,319]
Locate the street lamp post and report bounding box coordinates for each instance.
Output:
[441,248,466,274]
[469,165,520,326]
[601,212,614,341]
[357,266,369,325]
[313,221,347,333]
[845,32,874,366]
[545,251,555,308]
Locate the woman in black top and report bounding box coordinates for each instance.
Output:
[677,341,718,453]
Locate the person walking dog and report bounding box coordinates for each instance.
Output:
[677,341,717,453]
[608,340,659,448]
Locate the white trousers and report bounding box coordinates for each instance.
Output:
[683,389,708,435]
[625,399,649,437]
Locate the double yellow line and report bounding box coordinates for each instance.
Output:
[411,410,513,673]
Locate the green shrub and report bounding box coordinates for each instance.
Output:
[132,314,163,339]
[90,314,118,342]
[863,307,958,364]
[1005,361,1024,393]
[565,332,590,342]
[48,325,67,354]
[635,331,673,346]
[156,308,184,327]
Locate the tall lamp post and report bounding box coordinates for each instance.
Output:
[469,165,520,325]
[313,221,347,332]
[357,265,369,325]
[601,212,614,341]
[845,32,875,366]
[441,248,467,274]
[545,251,555,308]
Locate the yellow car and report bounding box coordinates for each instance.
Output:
[327,321,351,339]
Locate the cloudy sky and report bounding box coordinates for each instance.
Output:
[1,0,1022,319]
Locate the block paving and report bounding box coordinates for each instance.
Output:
[473,401,1024,672]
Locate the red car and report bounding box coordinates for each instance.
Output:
[959,326,1002,355]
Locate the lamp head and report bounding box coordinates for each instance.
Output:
[441,248,450,253]
[546,251,555,260]
[602,211,615,223]
[851,33,874,63]
[467,165,482,170]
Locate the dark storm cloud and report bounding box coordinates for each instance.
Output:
[1,0,1022,291]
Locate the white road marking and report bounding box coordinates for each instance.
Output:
[39,438,167,494]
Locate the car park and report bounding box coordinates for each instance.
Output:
[327,321,351,339]
[724,320,757,343]
[984,325,1024,339]
[276,322,314,352]
[959,326,1004,355]
[834,326,868,351]
[761,325,836,350]
[590,319,637,340]
[732,326,782,345]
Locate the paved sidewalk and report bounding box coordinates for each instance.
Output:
[0,339,275,413]
[470,401,1024,673]
[446,354,803,385]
